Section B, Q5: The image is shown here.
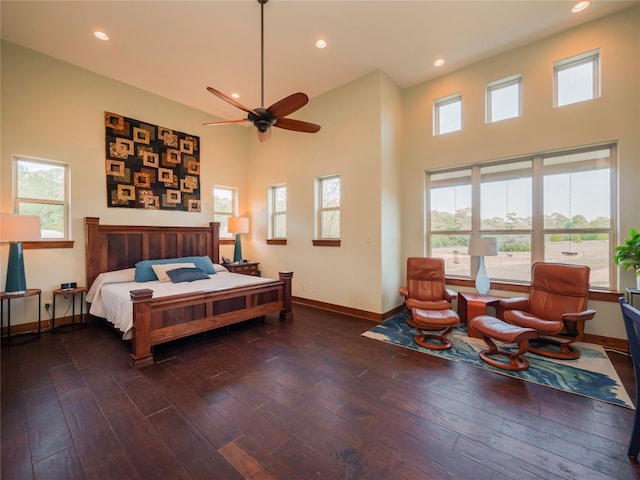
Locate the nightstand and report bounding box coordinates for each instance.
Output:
[224,262,261,277]
[52,286,87,331]
[1,289,42,344]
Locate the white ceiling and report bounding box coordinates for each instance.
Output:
[1,0,638,123]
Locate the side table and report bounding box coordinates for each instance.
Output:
[223,262,261,277]
[52,286,87,331]
[1,289,42,344]
[457,291,505,339]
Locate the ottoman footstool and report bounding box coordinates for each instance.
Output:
[412,308,460,350]
[470,315,538,371]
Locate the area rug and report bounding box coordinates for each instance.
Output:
[362,312,634,409]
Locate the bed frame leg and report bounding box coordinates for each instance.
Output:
[130,288,155,368]
[279,271,293,322]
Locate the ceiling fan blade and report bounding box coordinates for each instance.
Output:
[257,128,271,142]
[267,92,309,119]
[207,87,259,115]
[203,119,249,126]
[274,117,321,133]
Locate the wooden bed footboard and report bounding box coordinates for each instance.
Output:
[129,271,293,368]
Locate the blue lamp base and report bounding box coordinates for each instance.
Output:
[475,255,490,296]
[233,234,243,263]
[5,242,27,294]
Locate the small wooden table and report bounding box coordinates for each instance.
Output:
[458,291,505,338]
[1,289,42,344]
[52,286,87,330]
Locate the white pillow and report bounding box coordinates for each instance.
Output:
[213,263,229,273]
[151,262,196,282]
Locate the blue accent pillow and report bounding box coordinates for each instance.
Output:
[135,256,216,282]
[167,267,210,283]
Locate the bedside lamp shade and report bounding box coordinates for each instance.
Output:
[1,214,41,294]
[468,237,498,296]
[227,217,249,263]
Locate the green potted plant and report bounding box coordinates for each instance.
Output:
[613,228,640,289]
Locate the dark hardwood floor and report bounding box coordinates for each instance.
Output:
[2,305,639,479]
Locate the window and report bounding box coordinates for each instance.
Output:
[269,185,287,239]
[213,186,236,238]
[554,49,600,107]
[428,144,615,289]
[433,93,462,135]
[486,75,522,123]
[317,175,340,239]
[15,156,69,239]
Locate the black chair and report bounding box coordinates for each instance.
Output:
[619,297,640,458]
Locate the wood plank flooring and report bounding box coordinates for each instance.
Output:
[2,305,639,479]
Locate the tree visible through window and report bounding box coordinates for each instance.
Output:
[213,186,236,238]
[428,145,614,289]
[269,185,287,239]
[15,157,68,239]
[318,175,340,239]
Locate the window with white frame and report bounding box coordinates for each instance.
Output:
[14,156,69,239]
[554,49,600,107]
[269,185,287,239]
[213,186,237,238]
[317,175,340,239]
[486,74,522,123]
[428,144,615,289]
[433,93,462,135]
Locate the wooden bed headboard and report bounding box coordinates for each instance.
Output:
[84,217,220,289]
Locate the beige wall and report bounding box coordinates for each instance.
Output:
[247,70,402,313]
[1,6,638,339]
[402,6,640,338]
[1,41,249,325]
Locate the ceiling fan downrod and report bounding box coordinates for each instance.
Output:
[259,0,269,108]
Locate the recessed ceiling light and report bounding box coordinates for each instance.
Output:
[315,39,327,49]
[572,1,590,13]
[433,58,445,67]
[94,31,109,41]
[231,93,240,99]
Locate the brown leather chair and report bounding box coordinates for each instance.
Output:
[399,257,459,350]
[500,262,596,360]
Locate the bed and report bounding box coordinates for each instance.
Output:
[84,217,293,368]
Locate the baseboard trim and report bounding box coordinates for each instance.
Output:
[292,296,403,323]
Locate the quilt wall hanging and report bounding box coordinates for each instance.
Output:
[104,111,201,211]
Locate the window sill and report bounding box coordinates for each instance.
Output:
[445,276,622,303]
[219,238,235,245]
[267,239,287,245]
[312,239,341,247]
[23,240,74,249]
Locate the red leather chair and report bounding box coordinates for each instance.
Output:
[399,257,459,350]
[500,262,596,360]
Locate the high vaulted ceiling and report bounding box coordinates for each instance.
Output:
[2,1,637,123]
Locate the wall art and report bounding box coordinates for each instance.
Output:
[104,112,201,212]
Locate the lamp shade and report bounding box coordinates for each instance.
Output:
[468,237,498,257]
[0,214,41,242]
[227,217,249,234]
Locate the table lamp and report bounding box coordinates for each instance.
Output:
[468,237,498,295]
[0,214,41,294]
[227,217,249,263]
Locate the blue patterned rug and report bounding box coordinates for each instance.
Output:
[363,312,634,409]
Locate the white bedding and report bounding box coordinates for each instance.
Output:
[87,269,275,340]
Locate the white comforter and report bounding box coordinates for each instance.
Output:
[86,268,275,340]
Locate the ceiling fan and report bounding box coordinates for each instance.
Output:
[204,0,321,142]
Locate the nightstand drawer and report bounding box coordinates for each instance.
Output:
[224,262,260,276]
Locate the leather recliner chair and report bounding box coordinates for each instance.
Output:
[500,262,596,360]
